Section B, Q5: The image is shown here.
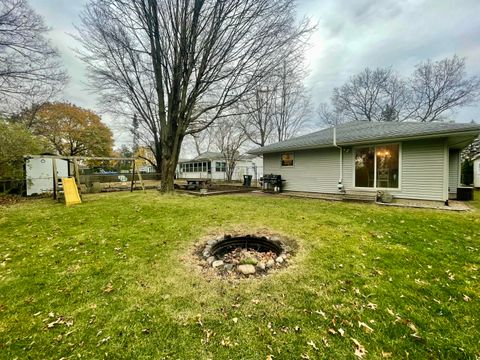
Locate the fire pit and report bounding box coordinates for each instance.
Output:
[200,234,292,277]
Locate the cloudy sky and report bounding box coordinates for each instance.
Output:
[31,0,480,147]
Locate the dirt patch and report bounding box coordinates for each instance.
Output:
[0,195,25,207]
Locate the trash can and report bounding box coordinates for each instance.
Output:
[243,175,253,187]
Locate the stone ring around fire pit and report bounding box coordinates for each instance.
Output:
[200,234,293,277]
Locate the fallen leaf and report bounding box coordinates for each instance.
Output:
[366,302,377,310]
[201,329,214,344]
[221,337,233,347]
[463,294,471,302]
[382,351,392,358]
[307,340,318,351]
[103,283,114,293]
[232,317,238,324]
[328,328,337,335]
[338,328,345,337]
[266,355,274,360]
[351,338,367,358]
[406,322,418,333]
[300,354,310,359]
[322,337,330,347]
[358,321,374,333]
[387,308,395,316]
[97,336,111,347]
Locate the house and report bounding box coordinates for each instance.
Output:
[249,121,480,202]
[177,151,263,182]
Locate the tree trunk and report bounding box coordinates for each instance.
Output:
[159,131,183,193]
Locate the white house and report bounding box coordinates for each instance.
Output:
[177,152,263,182]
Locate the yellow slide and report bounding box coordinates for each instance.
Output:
[62,177,82,206]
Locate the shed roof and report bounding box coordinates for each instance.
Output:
[249,121,480,154]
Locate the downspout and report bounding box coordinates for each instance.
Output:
[333,127,345,192]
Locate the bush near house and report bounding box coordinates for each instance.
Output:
[461,159,474,185]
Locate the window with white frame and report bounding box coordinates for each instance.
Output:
[355,144,399,188]
[215,161,226,172]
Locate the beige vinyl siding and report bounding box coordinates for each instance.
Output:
[448,149,460,197]
[263,148,340,193]
[263,138,447,201]
[397,139,446,201]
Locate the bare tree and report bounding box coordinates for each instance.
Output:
[76,0,311,192]
[190,127,214,156]
[317,102,343,126]
[272,59,311,141]
[239,86,276,147]
[76,4,163,171]
[410,56,480,122]
[332,67,395,122]
[0,0,67,115]
[240,47,311,145]
[213,118,248,182]
[328,55,480,124]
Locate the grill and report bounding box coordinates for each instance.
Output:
[260,174,284,192]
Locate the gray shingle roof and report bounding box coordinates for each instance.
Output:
[249,121,480,154]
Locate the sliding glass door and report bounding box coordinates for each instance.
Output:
[354,144,400,189]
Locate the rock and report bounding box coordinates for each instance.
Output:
[237,264,256,275]
[224,264,234,271]
[207,256,216,266]
[275,256,284,264]
[212,260,224,268]
[266,259,275,268]
[207,239,216,245]
[202,251,210,259]
[257,262,266,271]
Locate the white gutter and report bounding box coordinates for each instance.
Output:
[333,127,344,192]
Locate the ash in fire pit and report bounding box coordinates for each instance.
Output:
[200,235,292,277]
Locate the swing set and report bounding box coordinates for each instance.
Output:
[25,155,146,205]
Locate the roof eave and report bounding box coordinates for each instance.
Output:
[249,129,480,154]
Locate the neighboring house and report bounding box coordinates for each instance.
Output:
[178,151,263,182]
[249,121,480,202]
[474,153,480,188]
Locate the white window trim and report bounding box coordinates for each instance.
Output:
[280,152,295,167]
[352,143,402,191]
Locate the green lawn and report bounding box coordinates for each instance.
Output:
[0,192,479,359]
